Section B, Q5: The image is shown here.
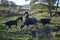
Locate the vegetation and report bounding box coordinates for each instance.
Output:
[0,0,60,40]
[0,12,60,40]
[30,0,59,16]
[0,0,17,8]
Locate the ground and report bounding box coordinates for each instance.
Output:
[0,12,60,40]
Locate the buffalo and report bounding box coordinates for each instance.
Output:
[40,17,51,25]
[17,16,23,22]
[20,18,37,29]
[3,19,18,30]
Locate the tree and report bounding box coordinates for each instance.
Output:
[30,0,57,16]
[0,0,9,7]
[1,0,7,2]
[0,0,17,8]
[55,0,59,14]
[8,1,17,8]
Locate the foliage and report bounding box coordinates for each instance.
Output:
[8,1,17,8]
[30,0,57,10]
[0,0,17,8]
[0,1,9,7]
[30,4,56,10]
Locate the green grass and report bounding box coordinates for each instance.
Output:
[30,13,50,20]
[0,13,60,40]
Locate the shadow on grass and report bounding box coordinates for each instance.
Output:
[0,25,6,30]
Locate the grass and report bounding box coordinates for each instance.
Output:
[0,12,60,40]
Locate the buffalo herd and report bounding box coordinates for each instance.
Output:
[3,12,60,37]
[3,12,51,31]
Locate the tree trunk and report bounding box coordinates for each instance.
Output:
[48,1,52,17]
[55,0,59,14]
